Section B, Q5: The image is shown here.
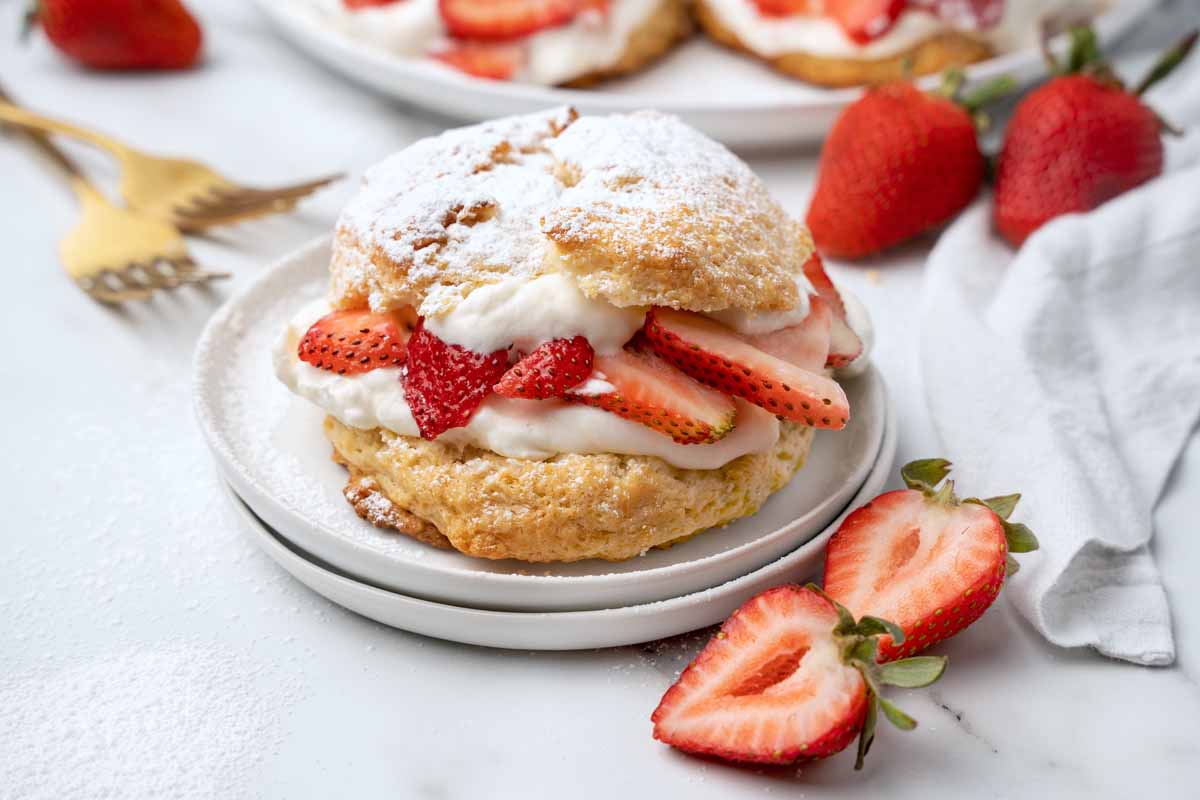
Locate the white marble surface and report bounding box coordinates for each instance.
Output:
[2,2,1199,797]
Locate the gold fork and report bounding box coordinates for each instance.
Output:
[10,125,229,304]
[0,95,342,233]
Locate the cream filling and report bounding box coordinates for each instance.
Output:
[306,0,664,85]
[274,299,781,469]
[699,0,1078,59]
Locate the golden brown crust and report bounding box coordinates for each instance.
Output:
[325,415,815,562]
[694,1,993,88]
[329,107,814,318]
[564,0,695,88]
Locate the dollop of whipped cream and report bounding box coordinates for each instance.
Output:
[307,0,664,86]
[274,298,782,470]
[425,273,646,355]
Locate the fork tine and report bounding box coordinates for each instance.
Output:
[171,173,342,223]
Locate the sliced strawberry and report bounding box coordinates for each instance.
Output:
[802,253,863,369]
[643,308,849,430]
[652,584,946,768]
[297,308,414,376]
[750,0,819,18]
[495,336,594,399]
[824,459,1039,661]
[750,0,905,43]
[438,0,605,41]
[745,294,833,373]
[827,0,907,43]
[565,350,735,444]
[403,321,509,440]
[432,42,524,80]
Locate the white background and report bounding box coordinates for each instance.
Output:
[2,1,1198,797]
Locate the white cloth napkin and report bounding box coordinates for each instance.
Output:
[917,68,1200,665]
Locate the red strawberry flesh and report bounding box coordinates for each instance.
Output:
[403,321,509,440]
[565,349,736,444]
[745,293,833,373]
[652,585,868,764]
[802,254,863,369]
[643,308,850,429]
[823,489,1007,660]
[438,0,604,41]
[495,336,595,399]
[432,42,524,80]
[297,309,412,376]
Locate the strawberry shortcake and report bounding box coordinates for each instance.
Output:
[316,0,692,84]
[695,0,1059,87]
[273,107,870,562]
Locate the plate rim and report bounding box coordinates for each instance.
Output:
[253,0,1158,115]
[222,394,896,650]
[194,234,886,605]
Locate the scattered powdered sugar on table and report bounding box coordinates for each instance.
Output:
[0,642,301,799]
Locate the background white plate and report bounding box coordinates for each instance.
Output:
[223,393,893,650]
[253,0,1156,147]
[195,236,885,612]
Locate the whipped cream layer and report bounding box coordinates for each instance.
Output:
[425,273,646,356]
[701,0,1075,59]
[274,298,782,470]
[308,0,663,85]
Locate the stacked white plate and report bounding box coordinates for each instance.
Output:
[195,238,897,649]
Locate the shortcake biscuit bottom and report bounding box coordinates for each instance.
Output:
[326,415,814,563]
[694,2,994,88]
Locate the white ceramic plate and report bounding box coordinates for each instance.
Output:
[223,394,894,650]
[253,0,1156,147]
[194,236,886,611]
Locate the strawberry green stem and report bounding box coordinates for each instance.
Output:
[1065,26,1102,73]
[1134,29,1198,96]
[936,69,967,101]
[960,75,1017,114]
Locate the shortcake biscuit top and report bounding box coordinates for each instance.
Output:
[331,107,813,317]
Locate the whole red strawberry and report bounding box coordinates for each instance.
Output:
[28,0,203,71]
[806,73,1010,259]
[994,27,1197,247]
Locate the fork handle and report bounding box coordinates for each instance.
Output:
[1,105,110,206]
[0,99,136,166]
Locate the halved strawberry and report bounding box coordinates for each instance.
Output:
[297,308,414,375]
[403,321,509,440]
[745,294,833,373]
[749,0,905,44]
[652,584,946,768]
[438,0,604,41]
[565,349,735,444]
[802,253,863,369]
[494,336,594,399]
[824,459,1039,661]
[643,308,850,430]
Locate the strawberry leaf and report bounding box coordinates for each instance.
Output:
[877,697,918,731]
[980,493,1020,520]
[900,458,952,493]
[879,656,948,688]
[857,615,906,645]
[1003,520,1039,553]
[854,693,878,771]
[1005,554,1021,576]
